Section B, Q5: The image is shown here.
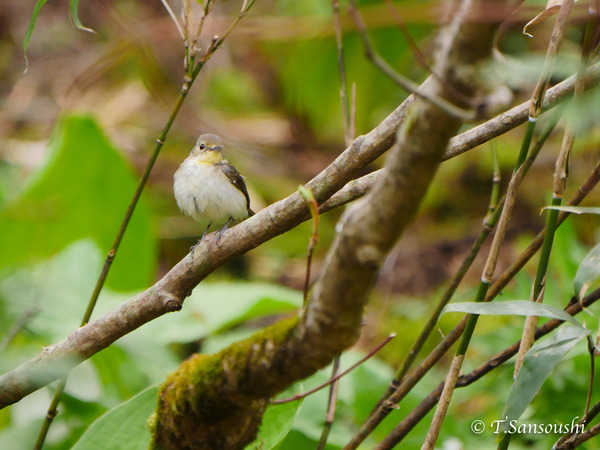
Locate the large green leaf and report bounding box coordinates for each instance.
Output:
[500,326,589,434]
[129,282,303,345]
[574,241,600,301]
[0,240,114,343]
[0,114,156,291]
[71,385,158,450]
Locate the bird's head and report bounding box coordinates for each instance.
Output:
[190,133,224,163]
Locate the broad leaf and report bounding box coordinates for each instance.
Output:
[0,114,155,291]
[72,385,158,450]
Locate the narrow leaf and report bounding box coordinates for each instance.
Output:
[500,326,589,434]
[22,0,49,72]
[543,206,600,215]
[69,0,96,33]
[574,241,600,300]
[523,1,579,37]
[441,300,583,328]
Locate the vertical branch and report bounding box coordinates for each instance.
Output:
[366,146,504,419]
[423,2,575,447]
[514,0,593,387]
[32,1,257,448]
[347,117,559,448]
[298,186,320,305]
[316,357,341,450]
[331,0,352,146]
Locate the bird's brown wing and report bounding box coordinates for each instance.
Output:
[221,162,254,215]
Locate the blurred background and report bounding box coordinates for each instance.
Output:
[1,0,600,448]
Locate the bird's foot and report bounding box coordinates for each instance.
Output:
[190,240,201,256]
[190,223,213,256]
[215,218,233,245]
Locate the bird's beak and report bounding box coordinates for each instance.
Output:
[213,145,223,152]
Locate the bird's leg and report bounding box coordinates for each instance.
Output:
[190,223,212,255]
[215,217,233,245]
[201,223,211,240]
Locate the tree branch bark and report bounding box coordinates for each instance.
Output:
[1,15,597,414]
[149,0,503,446]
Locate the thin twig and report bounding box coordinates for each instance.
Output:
[32,1,257,447]
[555,395,600,448]
[0,306,39,352]
[347,1,476,122]
[423,112,552,449]
[298,186,320,305]
[3,55,598,414]
[366,163,504,419]
[331,0,352,147]
[425,1,575,445]
[514,0,588,380]
[375,289,600,449]
[317,354,341,450]
[383,0,475,106]
[345,117,564,449]
[271,334,396,405]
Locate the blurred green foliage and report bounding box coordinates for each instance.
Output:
[0,115,156,291]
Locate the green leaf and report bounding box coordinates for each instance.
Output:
[246,386,303,449]
[69,0,95,33]
[23,0,49,70]
[441,300,583,328]
[72,385,158,450]
[0,240,109,342]
[124,282,302,345]
[186,282,302,335]
[500,326,589,434]
[574,241,600,301]
[542,206,600,215]
[0,114,156,291]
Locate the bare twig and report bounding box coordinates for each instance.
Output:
[348,0,477,122]
[331,0,352,146]
[0,306,39,352]
[375,289,600,449]
[426,2,575,446]
[32,1,258,447]
[298,186,320,305]
[317,355,341,450]
[2,45,598,413]
[271,334,396,405]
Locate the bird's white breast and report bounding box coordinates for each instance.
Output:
[173,159,248,227]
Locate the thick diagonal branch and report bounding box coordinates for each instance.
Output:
[150,1,501,447]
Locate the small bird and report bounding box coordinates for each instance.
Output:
[174,133,254,248]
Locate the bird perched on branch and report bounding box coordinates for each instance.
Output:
[174,133,254,249]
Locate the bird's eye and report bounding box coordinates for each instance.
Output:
[199,144,205,150]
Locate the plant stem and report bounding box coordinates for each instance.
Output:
[346,116,559,449]
[33,1,257,445]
